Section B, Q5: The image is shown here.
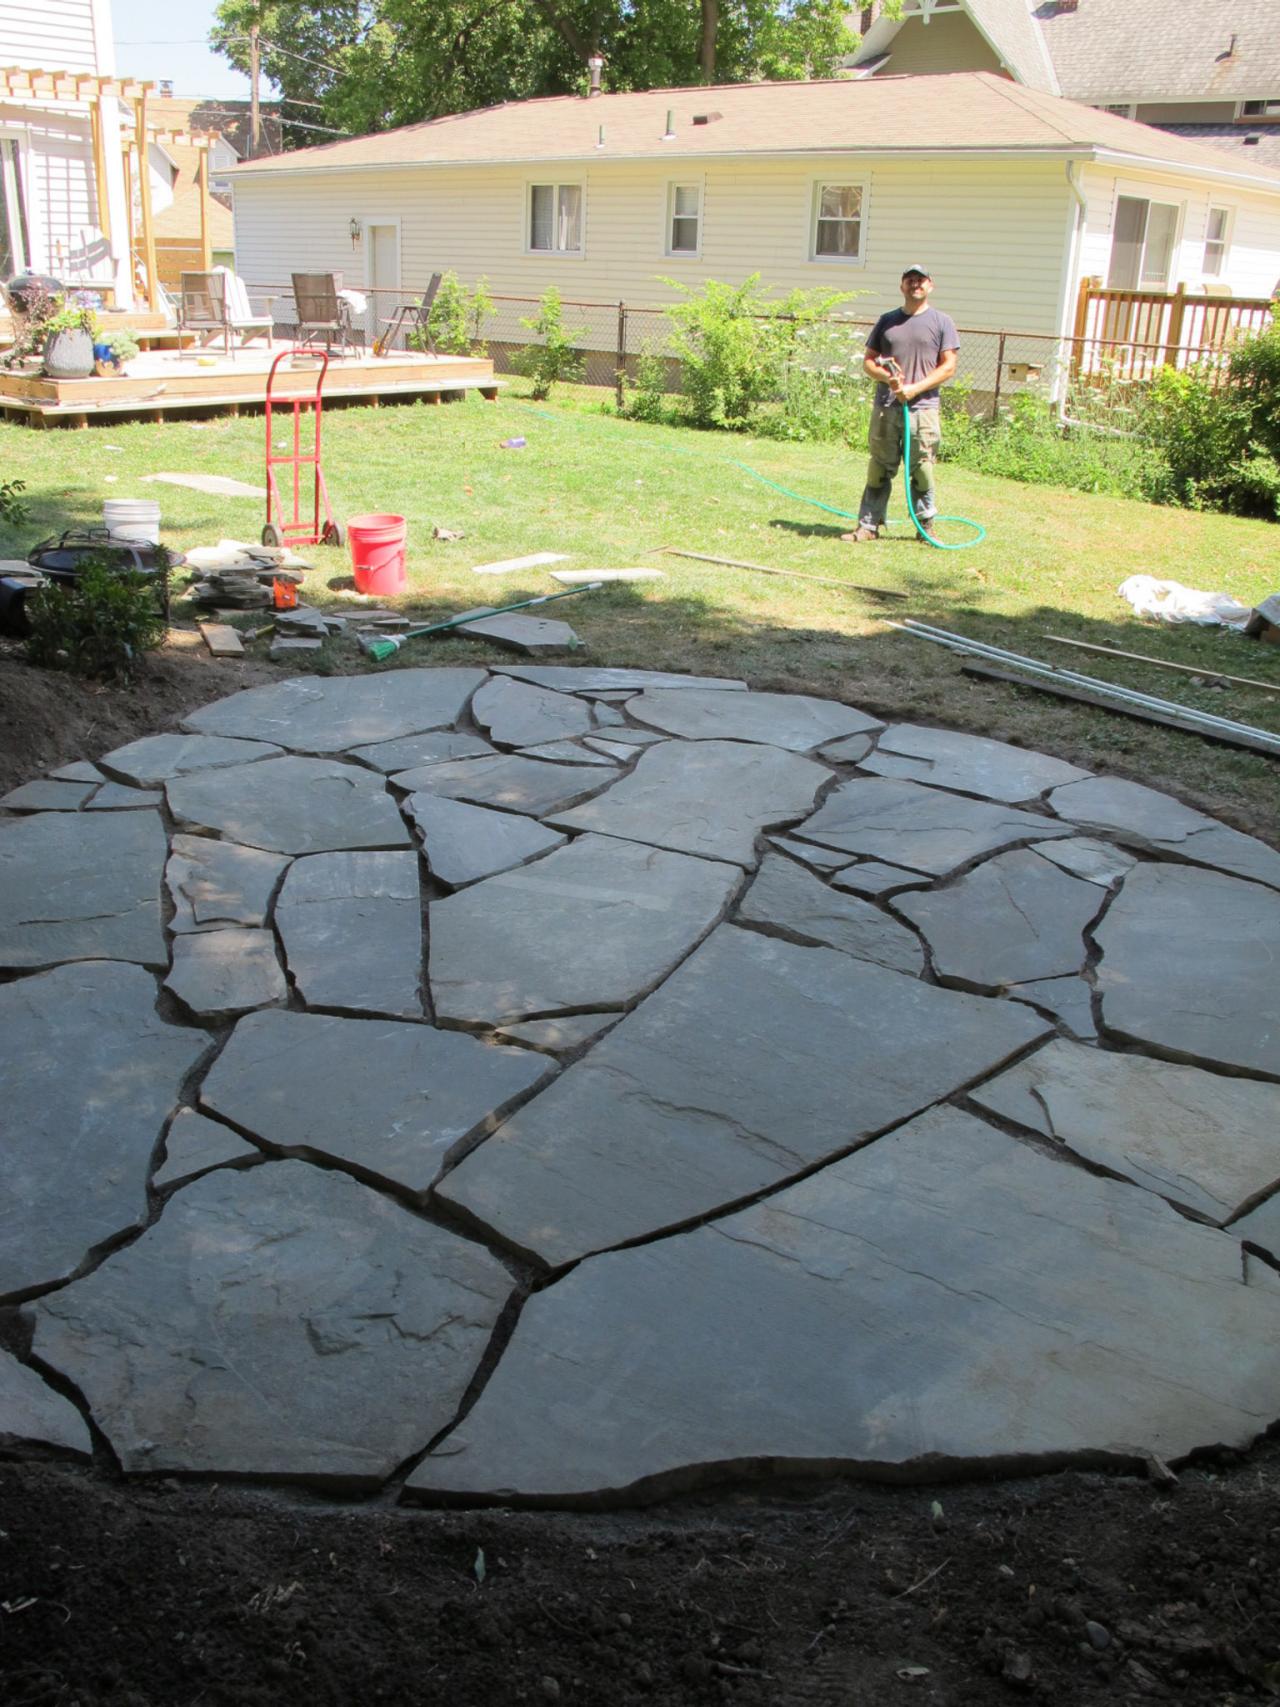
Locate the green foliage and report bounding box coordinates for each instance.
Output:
[0,478,26,524]
[662,274,855,430]
[102,327,141,362]
[24,556,167,682]
[512,288,586,400]
[620,343,672,423]
[410,271,495,356]
[938,386,1156,501]
[42,302,100,341]
[763,318,870,443]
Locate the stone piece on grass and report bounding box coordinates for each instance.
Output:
[31,1161,513,1488]
[0,961,209,1296]
[832,860,930,898]
[0,779,97,811]
[275,850,422,1017]
[737,854,924,975]
[494,1014,620,1055]
[768,835,853,873]
[168,756,411,856]
[97,733,284,787]
[494,666,746,695]
[405,794,564,889]
[1233,1195,1280,1263]
[49,761,104,783]
[893,848,1101,989]
[973,1038,1280,1224]
[436,924,1049,1267]
[346,730,495,774]
[142,470,267,498]
[153,1108,260,1188]
[1030,836,1136,888]
[183,668,486,753]
[550,568,666,585]
[269,636,323,660]
[166,835,289,933]
[1048,776,1280,892]
[518,742,618,767]
[550,739,830,868]
[471,675,594,747]
[1095,862,1280,1077]
[0,809,168,969]
[86,783,164,810]
[816,731,876,766]
[1005,977,1097,1040]
[430,833,738,1028]
[861,725,1089,803]
[0,1347,91,1456]
[456,612,581,654]
[795,777,1071,876]
[416,1102,1280,1501]
[392,753,608,818]
[165,927,288,1019]
[201,1009,554,1194]
[628,687,880,753]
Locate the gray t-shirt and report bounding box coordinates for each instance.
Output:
[867,306,960,413]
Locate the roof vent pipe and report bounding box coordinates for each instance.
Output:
[662,108,676,140]
[587,55,604,96]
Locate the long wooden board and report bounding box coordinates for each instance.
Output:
[1042,632,1280,698]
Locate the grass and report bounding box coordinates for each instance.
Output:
[2,382,1278,842]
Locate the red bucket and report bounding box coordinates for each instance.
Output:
[348,513,407,595]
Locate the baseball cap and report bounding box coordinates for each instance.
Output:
[901,265,931,279]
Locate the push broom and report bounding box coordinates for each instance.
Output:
[356,582,603,663]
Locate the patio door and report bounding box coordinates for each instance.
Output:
[365,221,400,348]
[0,138,29,276]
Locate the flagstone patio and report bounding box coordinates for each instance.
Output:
[1,666,1278,1503]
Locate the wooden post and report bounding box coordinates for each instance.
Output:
[197,147,211,270]
[615,301,626,408]
[134,94,159,310]
[990,329,1006,423]
[123,143,137,290]
[1070,274,1094,384]
[1163,281,1186,369]
[88,97,112,247]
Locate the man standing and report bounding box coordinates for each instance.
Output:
[844,266,959,543]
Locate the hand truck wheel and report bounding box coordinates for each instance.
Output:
[262,523,283,547]
[322,520,347,548]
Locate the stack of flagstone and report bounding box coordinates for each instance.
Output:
[183,539,311,611]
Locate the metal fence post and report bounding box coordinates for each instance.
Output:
[991,330,1007,423]
[615,301,627,408]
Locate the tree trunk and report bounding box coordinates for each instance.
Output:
[699,0,717,81]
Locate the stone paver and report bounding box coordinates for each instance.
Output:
[346,730,495,773]
[393,753,608,818]
[1233,1195,1280,1263]
[1006,976,1098,1041]
[86,782,163,811]
[168,756,412,855]
[737,853,924,974]
[97,733,284,787]
[817,732,876,765]
[1,778,97,811]
[831,860,929,898]
[165,926,289,1019]
[1049,776,1280,892]
[436,925,1048,1266]
[518,741,619,767]
[1030,836,1136,888]
[0,1347,91,1455]
[627,687,882,752]
[153,1109,260,1188]
[494,1015,620,1054]
[183,668,486,752]
[406,794,564,888]
[0,962,209,1295]
[166,836,289,933]
[430,834,738,1027]
[275,851,422,1016]
[32,1162,513,1487]
[411,1105,1280,1502]
[861,725,1089,803]
[457,612,581,653]
[494,667,746,694]
[471,676,595,746]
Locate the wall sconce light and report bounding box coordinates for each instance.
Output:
[349,218,362,247]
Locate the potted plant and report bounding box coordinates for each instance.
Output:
[42,301,100,379]
[93,327,140,376]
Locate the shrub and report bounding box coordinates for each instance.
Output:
[763,318,871,443]
[512,287,585,400]
[0,478,27,524]
[411,271,495,356]
[25,555,167,682]
[620,343,671,423]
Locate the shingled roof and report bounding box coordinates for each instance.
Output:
[1037,0,1280,105]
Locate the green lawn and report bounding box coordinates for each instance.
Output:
[2,384,1278,841]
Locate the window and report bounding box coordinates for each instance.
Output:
[0,138,28,277]
[1203,206,1230,276]
[1241,99,1280,120]
[1097,103,1135,119]
[1107,194,1179,290]
[812,182,864,261]
[667,183,701,256]
[529,183,582,253]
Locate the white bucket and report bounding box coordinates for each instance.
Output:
[103,497,162,546]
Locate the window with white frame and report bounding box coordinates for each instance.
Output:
[0,138,29,277]
[1241,99,1280,120]
[529,182,583,253]
[1096,103,1135,119]
[812,182,863,261]
[1203,206,1230,276]
[1107,194,1180,289]
[667,183,701,256]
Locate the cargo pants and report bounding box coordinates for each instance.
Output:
[857,403,941,530]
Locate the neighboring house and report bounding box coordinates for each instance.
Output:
[227,72,1280,356]
[851,0,1280,176]
[147,96,237,286]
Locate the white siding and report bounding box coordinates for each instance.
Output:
[0,0,100,72]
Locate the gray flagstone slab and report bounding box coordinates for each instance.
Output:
[165,927,289,1019]
[405,794,564,888]
[392,753,609,818]
[168,756,411,855]
[429,833,739,1028]
[471,676,595,746]
[1,778,97,811]
[0,809,168,969]
[518,742,619,767]
[549,739,831,868]
[794,777,1072,876]
[200,1009,555,1195]
[893,848,1102,989]
[182,668,486,753]
[831,860,930,898]
[153,1108,260,1189]
[494,1014,621,1054]
[435,925,1049,1267]
[971,1038,1280,1225]
[583,737,648,762]
[627,688,881,752]
[1030,836,1136,887]
[1233,1195,1280,1262]
[1048,776,1280,892]
[166,835,290,933]
[0,961,210,1296]
[591,701,626,728]
[49,761,104,783]
[583,727,665,748]
[494,666,746,694]
[861,725,1089,803]
[1005,977,1097,1041]
[456,612,581,653]
[768,835,853,873]
[737,854,924,975]
[30,1161,513,1488]
[0,1348,91,1456]
[816,732,876,765]
[97,733,284,787]
[345,730,495,773]
[275,850,422,1016]
[413,1104,1280,1503]
[1095,863,1280,1077]
[86,783,164,810]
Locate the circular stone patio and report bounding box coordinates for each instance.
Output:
[2,665,1279,1503]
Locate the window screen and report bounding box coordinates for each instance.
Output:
[815,185,862,259]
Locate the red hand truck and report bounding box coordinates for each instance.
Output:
[262,347,346,548]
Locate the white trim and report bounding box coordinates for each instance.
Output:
[525,177,585,257]
[663,177,703,259]
[363,214,402,342]
[1107,188,1184,291]
[1202,202,1233,277]
[808,176,867,265]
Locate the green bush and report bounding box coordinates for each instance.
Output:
[411,271,495,356]
[620,343,671,424]
[512,287,585,400]
[763,318,871,444]
[25,556,166,682]
[0,477,27,524]
[936,384,1157,500]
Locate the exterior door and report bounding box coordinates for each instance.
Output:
[365,221,400,347]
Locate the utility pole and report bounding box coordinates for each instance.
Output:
[249,22,261,158]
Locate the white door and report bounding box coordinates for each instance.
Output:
[366,222,400,347]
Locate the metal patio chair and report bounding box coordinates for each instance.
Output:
[291,272,357,355]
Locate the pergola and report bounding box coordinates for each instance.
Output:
[0,66,216,309]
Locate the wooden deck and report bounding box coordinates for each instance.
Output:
[0,340,501,427]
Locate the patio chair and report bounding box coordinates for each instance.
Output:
[179,269,275,355]
[291,272,358,355]
[373,272,443,357]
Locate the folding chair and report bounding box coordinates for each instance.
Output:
[291,272,357,355]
